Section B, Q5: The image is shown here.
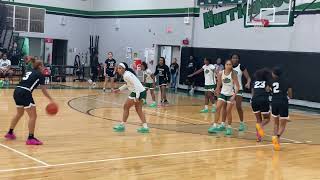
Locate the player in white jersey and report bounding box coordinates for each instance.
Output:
[208,60,240,135]
[231,54,251,131]
[113,62,149,133]
[141,62,157,108]
[188,58,217,113]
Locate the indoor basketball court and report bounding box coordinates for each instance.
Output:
[0,0,320,179]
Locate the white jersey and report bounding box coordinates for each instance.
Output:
[202,64,216,86]
[119,71,146,98]
[221,70,234,96]
[233,64,243,90]
[143,69,154,83]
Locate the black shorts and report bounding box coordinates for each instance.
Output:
[251,98,270,114]
[272,101,289,119]
[106,70,115,78]
[159,78,168,86]
[185,76,195,85]
[13,88,35,108]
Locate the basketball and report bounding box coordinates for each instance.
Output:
[46,102,58,116]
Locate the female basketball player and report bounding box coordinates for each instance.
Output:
[270,67,292,151]
[208,60,240,135]
[4,59,54,145]
[112,62,149,133]
[141,62,157,108]
[103,52,117,92]
[188,58,217,113]
[153,57,170,105]
[251,68,272,142]
[231,54,251,131]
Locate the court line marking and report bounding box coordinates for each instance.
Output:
[0,143,49,166]
[0,143,292,173]
[85,96,303,143]
[85,96,206,124]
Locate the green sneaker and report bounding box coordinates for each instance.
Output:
[208,126,219,133]
[238,122,246,131]
[137,127,150,133]
[149,102,157,108]
[113,124,125,132]
[216,124,225,131]
[211,107,216,113]
[225,127,233,136]
[200,109,209,113]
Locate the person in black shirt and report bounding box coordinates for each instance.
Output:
[89,52,99,88]
[154,57,170,105]
[103,52,117,92]
[251,68,272,142]
[170,58,179,89]
[185,56,197,95]
[271,67,293,151]
[4,59,54,145]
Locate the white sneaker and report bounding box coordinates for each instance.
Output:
[88,79,93,84]
[189,89,194,96]
[92,82,96,88]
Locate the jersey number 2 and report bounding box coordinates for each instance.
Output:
[23,72,32,80]
[273,82,280,93]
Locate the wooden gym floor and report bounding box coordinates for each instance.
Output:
[0,82,319,179]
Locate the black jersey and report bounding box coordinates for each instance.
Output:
[17,69,45,92]
[105,58,116,71]
[252,80,269,100]
[186,60,196,75]
[154,64,170,82]
[271,77,291,102]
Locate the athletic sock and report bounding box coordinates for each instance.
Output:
[213,123,217,127]
[221,122,225,126]
[8,129,14,134]
[204,105,208,110]
[28,134,34,139]
[143,123,148,128]
[227,125,232,128]
[120,122,126,126]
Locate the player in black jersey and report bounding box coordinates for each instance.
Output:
[4,59,54,145]
[271,67,292,151]
[103,52,117,92]
[251,68,272,142]
[154,57,170,105]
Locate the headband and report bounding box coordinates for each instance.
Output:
[119,63,126,69]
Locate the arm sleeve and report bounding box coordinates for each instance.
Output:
[39,75,45,85]
[119,84,127,91]
[154,65,159,76]
[240,64,246,71]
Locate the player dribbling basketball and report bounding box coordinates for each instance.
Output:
[4,59,54,145]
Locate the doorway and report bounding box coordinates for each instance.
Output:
[52,39,67,65]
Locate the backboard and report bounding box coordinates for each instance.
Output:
[245,0,295,27]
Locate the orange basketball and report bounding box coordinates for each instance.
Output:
[46,102,58,116]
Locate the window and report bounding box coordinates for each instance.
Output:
[14,6,29,32]
[30,8,45,33]
[5,5,45,33]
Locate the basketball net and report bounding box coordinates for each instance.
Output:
[252,18,270,32]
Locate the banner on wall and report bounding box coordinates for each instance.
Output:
[144,48,155,72]
[44,38,53,64]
